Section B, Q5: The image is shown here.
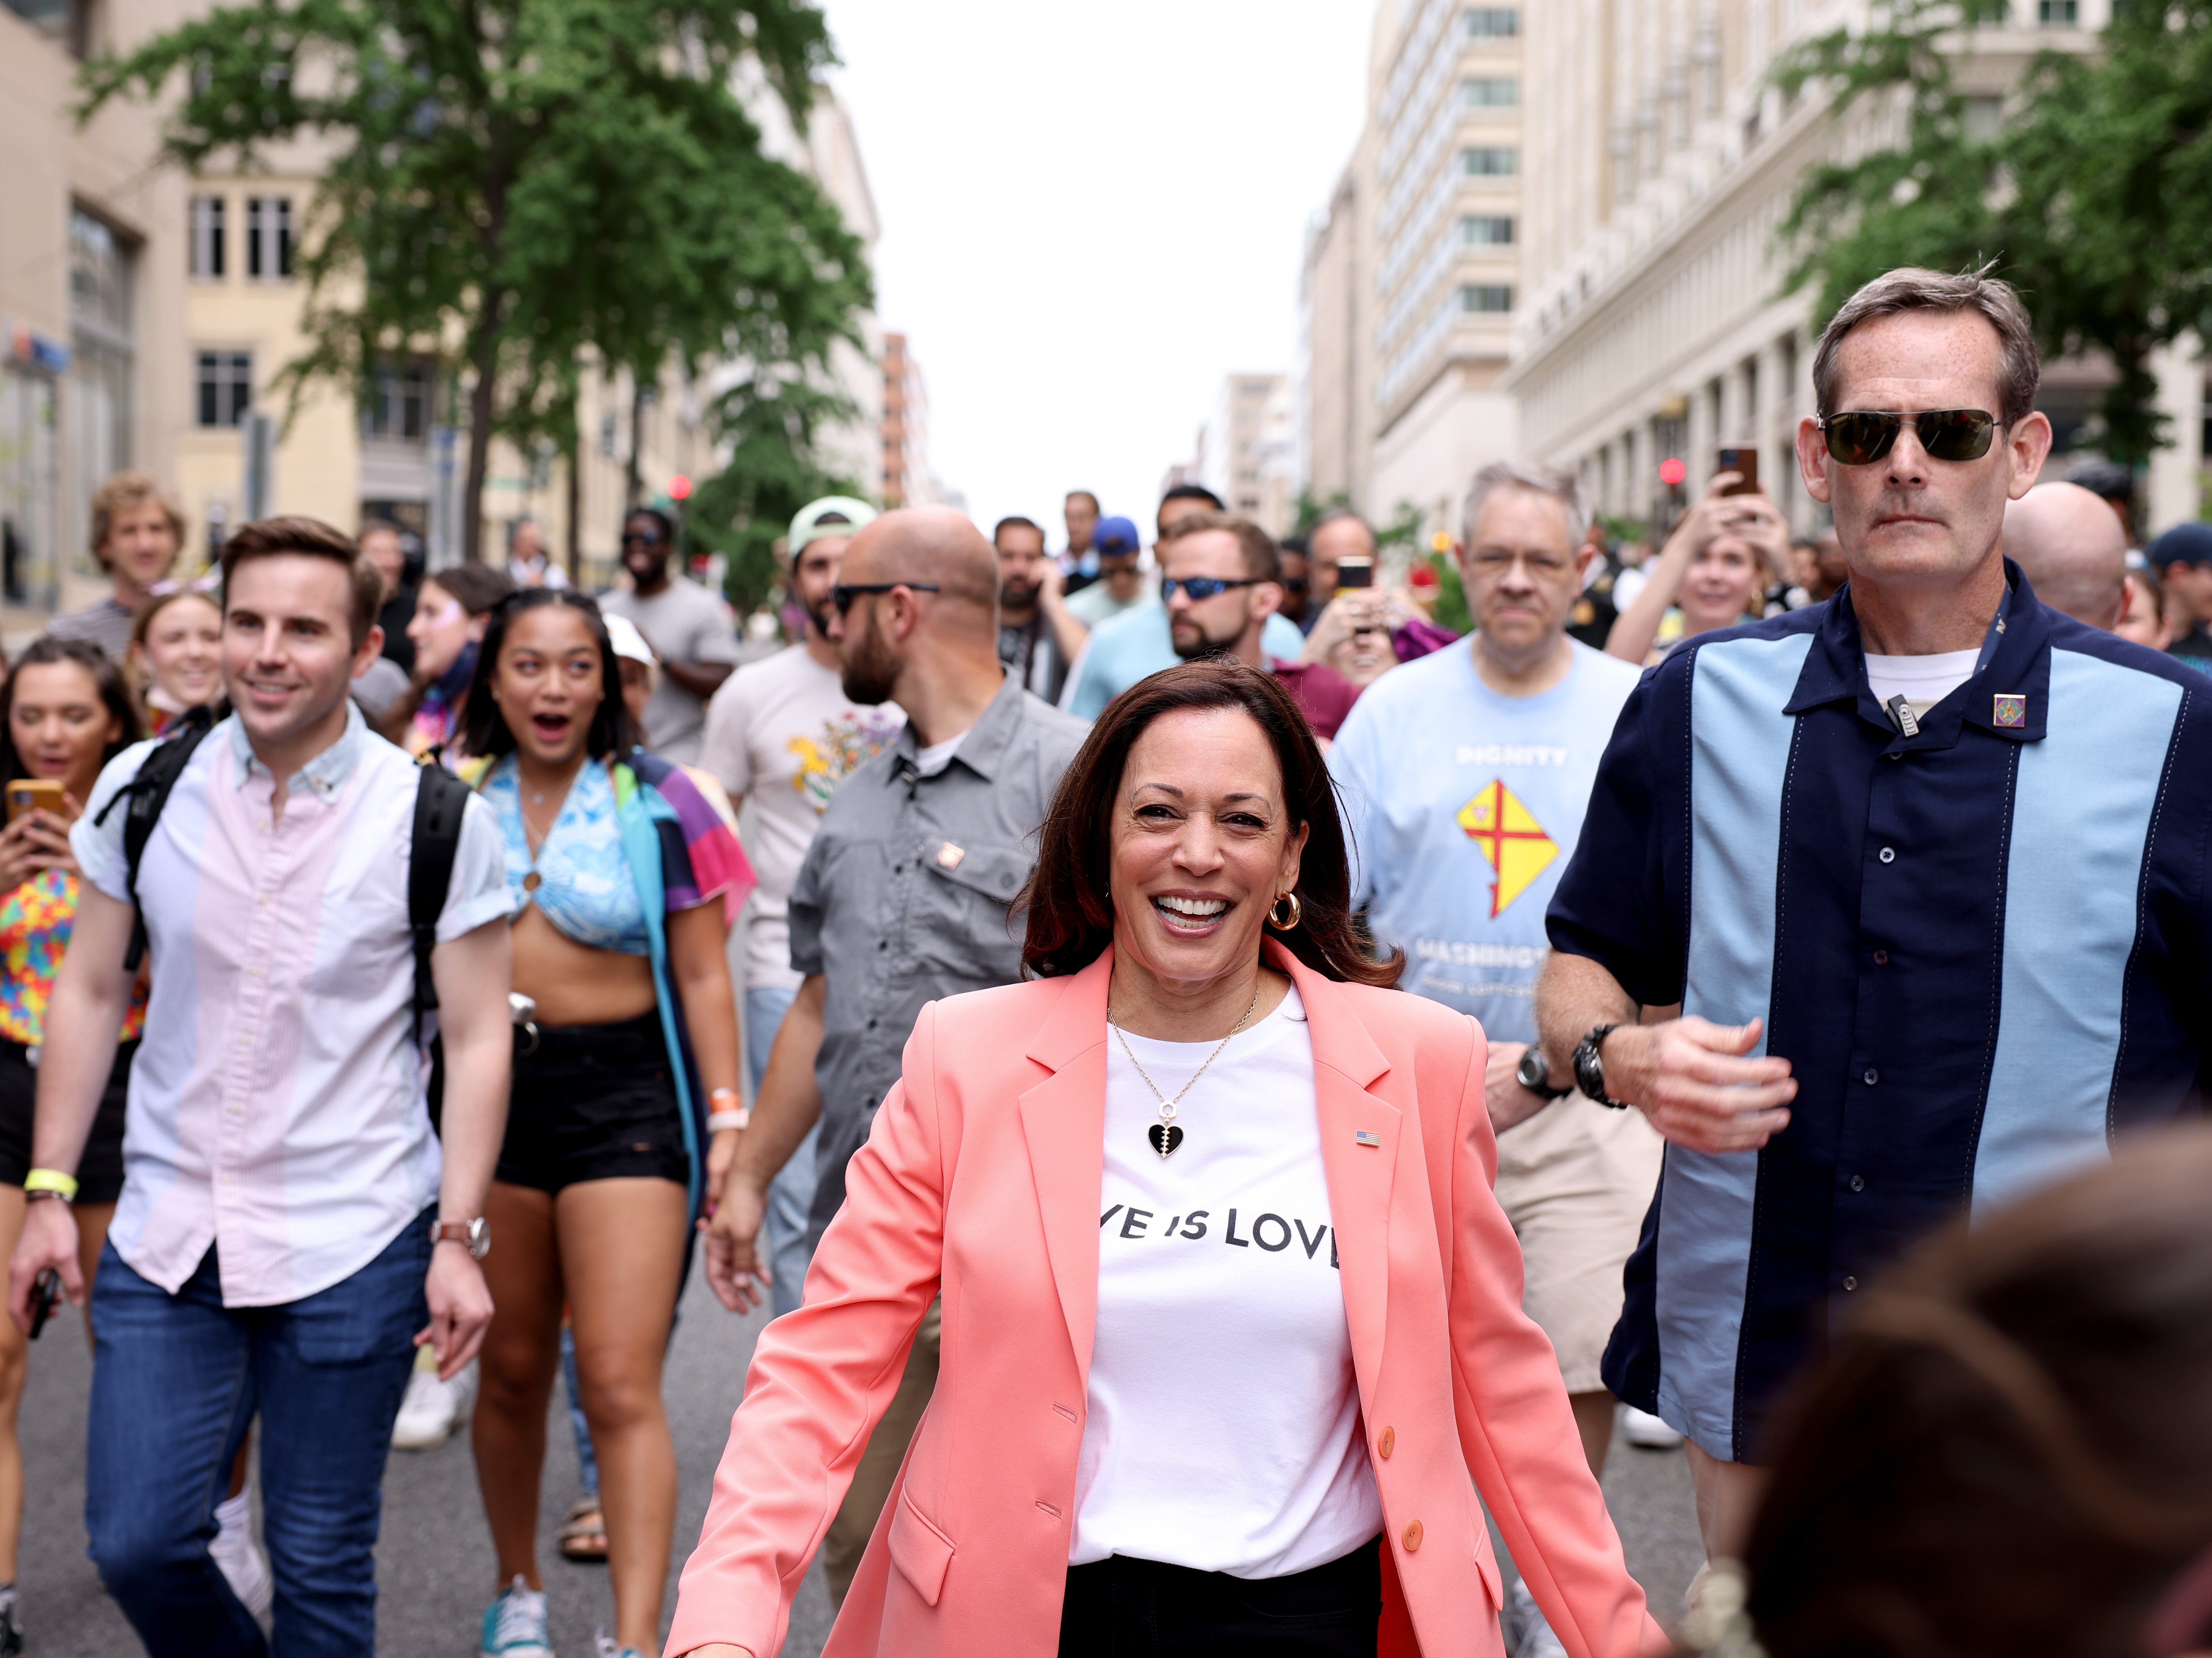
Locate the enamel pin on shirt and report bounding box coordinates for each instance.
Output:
[935,841,965,870]
[1355,1131,1382,1148]
[1993,694,2027,729]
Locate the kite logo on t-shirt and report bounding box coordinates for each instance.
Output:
[1455,778,1559,917]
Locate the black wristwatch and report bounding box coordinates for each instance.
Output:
[1514,1047,1572,1100]
[1572,1024,1630,1109]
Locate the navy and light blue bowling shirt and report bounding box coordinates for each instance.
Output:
[1547,565,2212,1463]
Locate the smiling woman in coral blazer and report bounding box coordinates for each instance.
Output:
[673,659,1665,1658]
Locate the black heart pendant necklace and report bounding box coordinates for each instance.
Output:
[1109,983,1260,1160]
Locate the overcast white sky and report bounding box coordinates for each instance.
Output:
[821,1,1375,544]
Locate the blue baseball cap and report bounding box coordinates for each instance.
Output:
[2146,522,2212,569]
[1094,515,1142,557]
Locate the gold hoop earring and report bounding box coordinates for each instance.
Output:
[1266,891,1301,932]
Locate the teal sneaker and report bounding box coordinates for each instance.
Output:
[593,1636,647,1658]
[482,1576,553,1658]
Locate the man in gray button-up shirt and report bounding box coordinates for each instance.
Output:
[702,507,1085,1603]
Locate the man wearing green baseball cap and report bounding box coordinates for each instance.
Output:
[699,496,905,1316]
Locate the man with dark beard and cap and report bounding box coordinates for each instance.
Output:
[702,506,1085,1606]
[701,497,905,1319]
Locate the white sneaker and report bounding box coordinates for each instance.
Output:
[209,1489,273,1617]
[1622,1405,1684,1450]
[482,1576,554,1657]
[594,1636,647,1658]
[392,1357,478,1450]
[1505,1577,1571,1658]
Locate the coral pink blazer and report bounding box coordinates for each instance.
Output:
[666,943,1666,1658]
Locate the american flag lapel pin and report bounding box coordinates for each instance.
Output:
[1355,1130,1382,1148]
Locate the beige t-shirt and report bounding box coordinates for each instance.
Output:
[699,644,903,990]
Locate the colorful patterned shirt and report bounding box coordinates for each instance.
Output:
[0,867,149,1046]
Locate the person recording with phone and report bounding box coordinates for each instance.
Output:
[0,639,141,1655]
[1605,463,1790,666]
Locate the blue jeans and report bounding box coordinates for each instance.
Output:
[747,985,818,1320]
[86,1213,431,1657]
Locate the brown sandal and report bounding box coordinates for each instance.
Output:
[557,1497,608,1563]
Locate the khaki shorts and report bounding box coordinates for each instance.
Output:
[1494,1093,1663,1395]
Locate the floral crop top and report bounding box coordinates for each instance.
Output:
[0,868,149,1046]
[482,756,653,956]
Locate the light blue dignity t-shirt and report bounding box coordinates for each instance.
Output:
[1329,640,1641,1045]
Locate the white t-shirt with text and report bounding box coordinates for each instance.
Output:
[1073,984,1383,1577]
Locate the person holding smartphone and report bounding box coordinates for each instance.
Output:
[457,590,750,1658]
[0,639,141,1653]
[1604,470,1790,666]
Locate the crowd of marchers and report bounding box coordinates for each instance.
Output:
[0,264,2210,1658]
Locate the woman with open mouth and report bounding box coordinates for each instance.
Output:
[455,590,751,1658]
[669,658,1663,1658]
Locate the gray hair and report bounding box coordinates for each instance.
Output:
[1463,460,1591,551]
[1812,264,2041,425]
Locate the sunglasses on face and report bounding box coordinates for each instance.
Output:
[621,530,667,546]
[1283,576,1311,593]
[1160,576,1259,603]
[1817,408,2003,466]
[830,580,941,614]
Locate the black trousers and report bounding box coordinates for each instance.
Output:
[1058,1536,1382,1658]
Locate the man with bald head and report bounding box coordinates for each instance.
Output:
[2002,481,2131,630]
[704,507,1085,1604]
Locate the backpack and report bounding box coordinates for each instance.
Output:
[92,709,472,1044]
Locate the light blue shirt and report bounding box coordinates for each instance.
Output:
[1328,640,1640,1044]
[1060,606,1309,720]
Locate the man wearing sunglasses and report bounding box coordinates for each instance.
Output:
[600,506,741,764]
[1537,265,2212,1587]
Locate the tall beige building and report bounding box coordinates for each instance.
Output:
[1301,0,1525,551]
[1506,0,2207,536]
[1198,373,1295,537]
[1,0,189,618]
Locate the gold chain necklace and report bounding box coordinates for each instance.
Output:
[1108,984,1260,1160]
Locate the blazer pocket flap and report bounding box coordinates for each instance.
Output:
[923,842,1030,904]
[888,1490,955,1606]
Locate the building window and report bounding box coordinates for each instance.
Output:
[1464,8,1518,36]
[246,196,293,279]
[196,351,253,428]
[363,363,429,440]
[1461,215,1516,245]
[69,209,135,561]
[1463,146,1518,176]
[1461,284,1515,313]
[189,195,226,278]
[1463,77,1518,108]
[2036,0,2078,20]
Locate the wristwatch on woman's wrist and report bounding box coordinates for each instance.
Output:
[1572,1024,1630,1109]
[1513,1047,1572,1100]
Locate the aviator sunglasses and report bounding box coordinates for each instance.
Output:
[1817,408,2003,466]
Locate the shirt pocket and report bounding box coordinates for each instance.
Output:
[915,842,1031,975]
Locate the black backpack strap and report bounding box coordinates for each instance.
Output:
[91,706,216,972]
[408,761,472,1045]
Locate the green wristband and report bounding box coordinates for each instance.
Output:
[23,1168,78,1201]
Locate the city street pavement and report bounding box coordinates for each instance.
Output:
[18,1268,1699,1655]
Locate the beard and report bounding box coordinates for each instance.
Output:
[803,594,836,639]
[840,607,902,706]
[999,578,1038,609]
[1170,615,1239,661]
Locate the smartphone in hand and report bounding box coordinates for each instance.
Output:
[28,1268,61,1340]
[1716,447,1761,496]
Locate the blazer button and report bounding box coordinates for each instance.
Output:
[1401,1520,1423,1553]
[1377,1426,1395,1459]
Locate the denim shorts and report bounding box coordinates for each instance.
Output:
[494,1010,687,1194]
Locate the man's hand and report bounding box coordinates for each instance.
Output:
[703,1168,771,1314]
[704,1127,741,1214]
[1602,1016,1796,1153]
[7,1198,83,1332]
[417,1241,495,1379]
[1484,1042,1557,1136]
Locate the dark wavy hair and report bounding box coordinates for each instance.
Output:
[458,589,640,761]
[1020,659,1401,987]
[1742,1125,2212,1658]
[0,636,143,786]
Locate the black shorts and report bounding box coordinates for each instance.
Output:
[0,1039,136,1206]
[495,1010,688,1194]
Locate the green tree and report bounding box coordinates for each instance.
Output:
[85,0,872,560]
[1775,0,2212,468]
[685,374,866,617]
